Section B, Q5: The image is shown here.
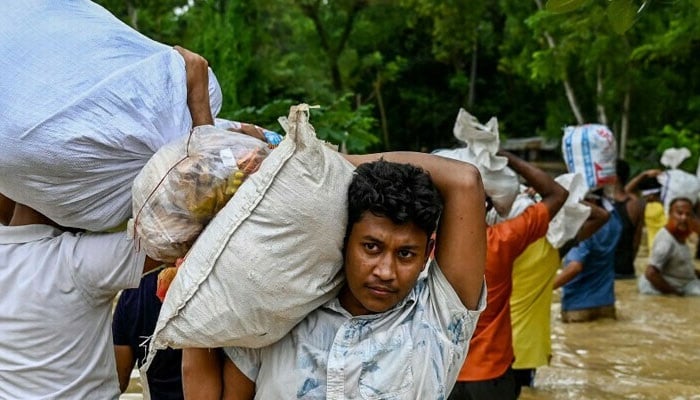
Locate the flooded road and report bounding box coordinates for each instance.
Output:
[521,243,700,400]
[123,242,700,399]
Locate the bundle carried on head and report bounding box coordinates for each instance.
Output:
[562,124,617,191]
[432,109,520,217]
[657,147,700,212]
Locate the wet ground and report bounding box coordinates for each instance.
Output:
[122,239,700,399]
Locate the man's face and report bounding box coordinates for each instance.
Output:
[340,212,430,316]
[669,199,693,231]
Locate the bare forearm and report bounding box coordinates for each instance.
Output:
[498,150,567,218]
[553,261,582,289]
[175,46,213,127]
[645,266,682,295]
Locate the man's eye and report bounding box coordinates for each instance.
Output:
[363,243,378,251]
[398,250,415,259]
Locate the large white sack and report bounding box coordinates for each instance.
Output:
[562,124,617,190]
[433,109,519,216]
[0,1,222,231]
[148,104,352,352]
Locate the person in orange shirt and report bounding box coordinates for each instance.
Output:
[448,150,568,400]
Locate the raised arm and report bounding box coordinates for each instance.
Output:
[624,169,662,194]
[343,152,486,310]
[575,200,610,242]
[498,150,568,220]
[174,46,214,127]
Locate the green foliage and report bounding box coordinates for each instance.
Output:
[607,0,638,34]
[546,0,588,14]
[627,125,700,173]
[91,0,700,168]
[309,94,379,154]
[230,96,379,154]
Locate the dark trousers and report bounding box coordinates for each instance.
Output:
[512,368,536,391]
[448,368,520,400]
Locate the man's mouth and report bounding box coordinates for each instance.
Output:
[367,285,397,296]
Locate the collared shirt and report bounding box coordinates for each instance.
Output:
[225,261,486,400]
[0,224,144,400]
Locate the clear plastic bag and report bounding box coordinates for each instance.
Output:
[131,125,271,263]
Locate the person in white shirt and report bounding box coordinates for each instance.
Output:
[639,196,700,296]
[0,45,212,399]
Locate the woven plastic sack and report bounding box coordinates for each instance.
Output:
[433,109,519,216]
[130,126,271,263]
[146,104,352,355]
[658,169,700,212]
[562,124,617,190]
[0,1,222,231]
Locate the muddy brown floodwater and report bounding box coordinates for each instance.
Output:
[520,240,700,400]
[123,240,700,400]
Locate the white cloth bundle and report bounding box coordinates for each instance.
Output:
[0,1,222,230]
[658,148,700,211]
[433,109,519,216]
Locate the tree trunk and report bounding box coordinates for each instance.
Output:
[534,0,585,124]
[298,0,367,93]
[596,64,608,126]
[619,89,631,159]
[127,2,138,30]
[467,39,478,109]
[372,74,390,150]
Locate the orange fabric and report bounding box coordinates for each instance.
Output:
[458,202,550,381]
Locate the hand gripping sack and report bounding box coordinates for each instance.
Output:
[130,126,272,263]
[0,1,222,231]
[562,124,617,190]
[147,104,353,354]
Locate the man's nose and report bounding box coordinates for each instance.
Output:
[373,254,396,280]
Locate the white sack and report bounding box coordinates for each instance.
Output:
[148,104,352,353]
[562,124,617,190]
[433,109,519,216]
[546,173,591,249]
[658,169,700,212]
[0,1,222,231]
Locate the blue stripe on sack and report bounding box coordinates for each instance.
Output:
[581,126,594,188]
[564,128,575,173]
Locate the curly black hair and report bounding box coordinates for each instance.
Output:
[345,159,443,242]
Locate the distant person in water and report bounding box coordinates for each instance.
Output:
[638,197,700,296]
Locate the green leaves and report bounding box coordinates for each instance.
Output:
[545,0,587,14]
[607,0,638,34]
